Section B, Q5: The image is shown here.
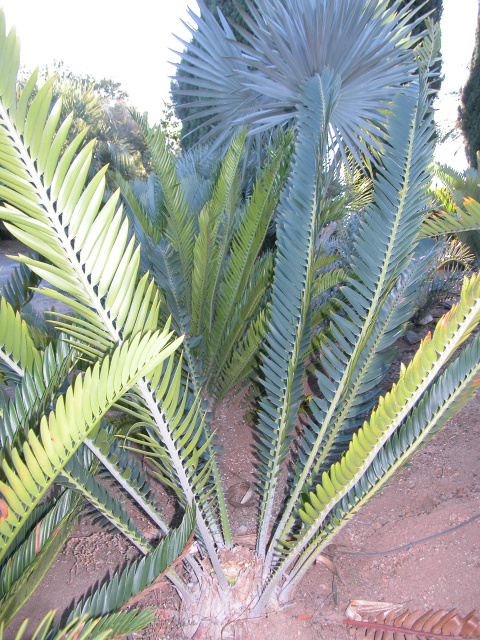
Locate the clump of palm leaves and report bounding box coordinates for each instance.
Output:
[3,2,480,639]
[411,238,475,320]
[118,122,294,406]
[429,160,480,268]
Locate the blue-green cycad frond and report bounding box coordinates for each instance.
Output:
[306,81,435,474]
[175,144,218,211]
[281,328,480,595]
[115,172,166,245]
[306,257,432,477]
[253,78,435,595]
[176,0,419,159]
[0,337,74,450]
[254,71,342,559]
[67,506,195,622]
[1,256,42,314]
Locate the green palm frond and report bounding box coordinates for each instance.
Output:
[204,131,293,386]
[0,331,180,564]
[425,164,480,268]
[311,268,350,302]
[413,17,442,91]
[73,609,155,640]
[0,59,225,579]
[123,355,214,517]
[420,195,480,237]
[190,129,246,337]
[0,67,161,351]
[0,64,229,579]
[211,308,268,404]
[2,611,111,640]
[207,253,274,398]
[67,505,195,621]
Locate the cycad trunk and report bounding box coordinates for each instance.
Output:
[180,547,266,638]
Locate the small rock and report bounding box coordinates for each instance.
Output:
[416,314,434,326]
[405,331,421,345]
[235,525,248,536]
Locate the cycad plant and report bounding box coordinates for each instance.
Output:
[116,123,294,405]
[3,2,480,639]
[429,160,480,267]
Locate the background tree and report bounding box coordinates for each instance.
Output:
[458,0,480,168]
[45,63,152,180]
[0,63,154,240]
[389,0,443,96]
[159,101,182,153]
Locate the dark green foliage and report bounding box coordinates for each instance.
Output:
[459,1,480,168]
[26,62,152,180]
[171,0,252,149]
[389,0,443,96]
[203,0,252,40]
[390,0,442,36]
[0,223,12,240]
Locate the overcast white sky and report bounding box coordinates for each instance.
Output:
[2,0,201,117]
[1,0,477,171]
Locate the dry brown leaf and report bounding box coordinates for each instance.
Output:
[227,482,255,507]
[346,600,404,622]
[343,606,480,639]
[298,613,313,621]
[315,553,339,576]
